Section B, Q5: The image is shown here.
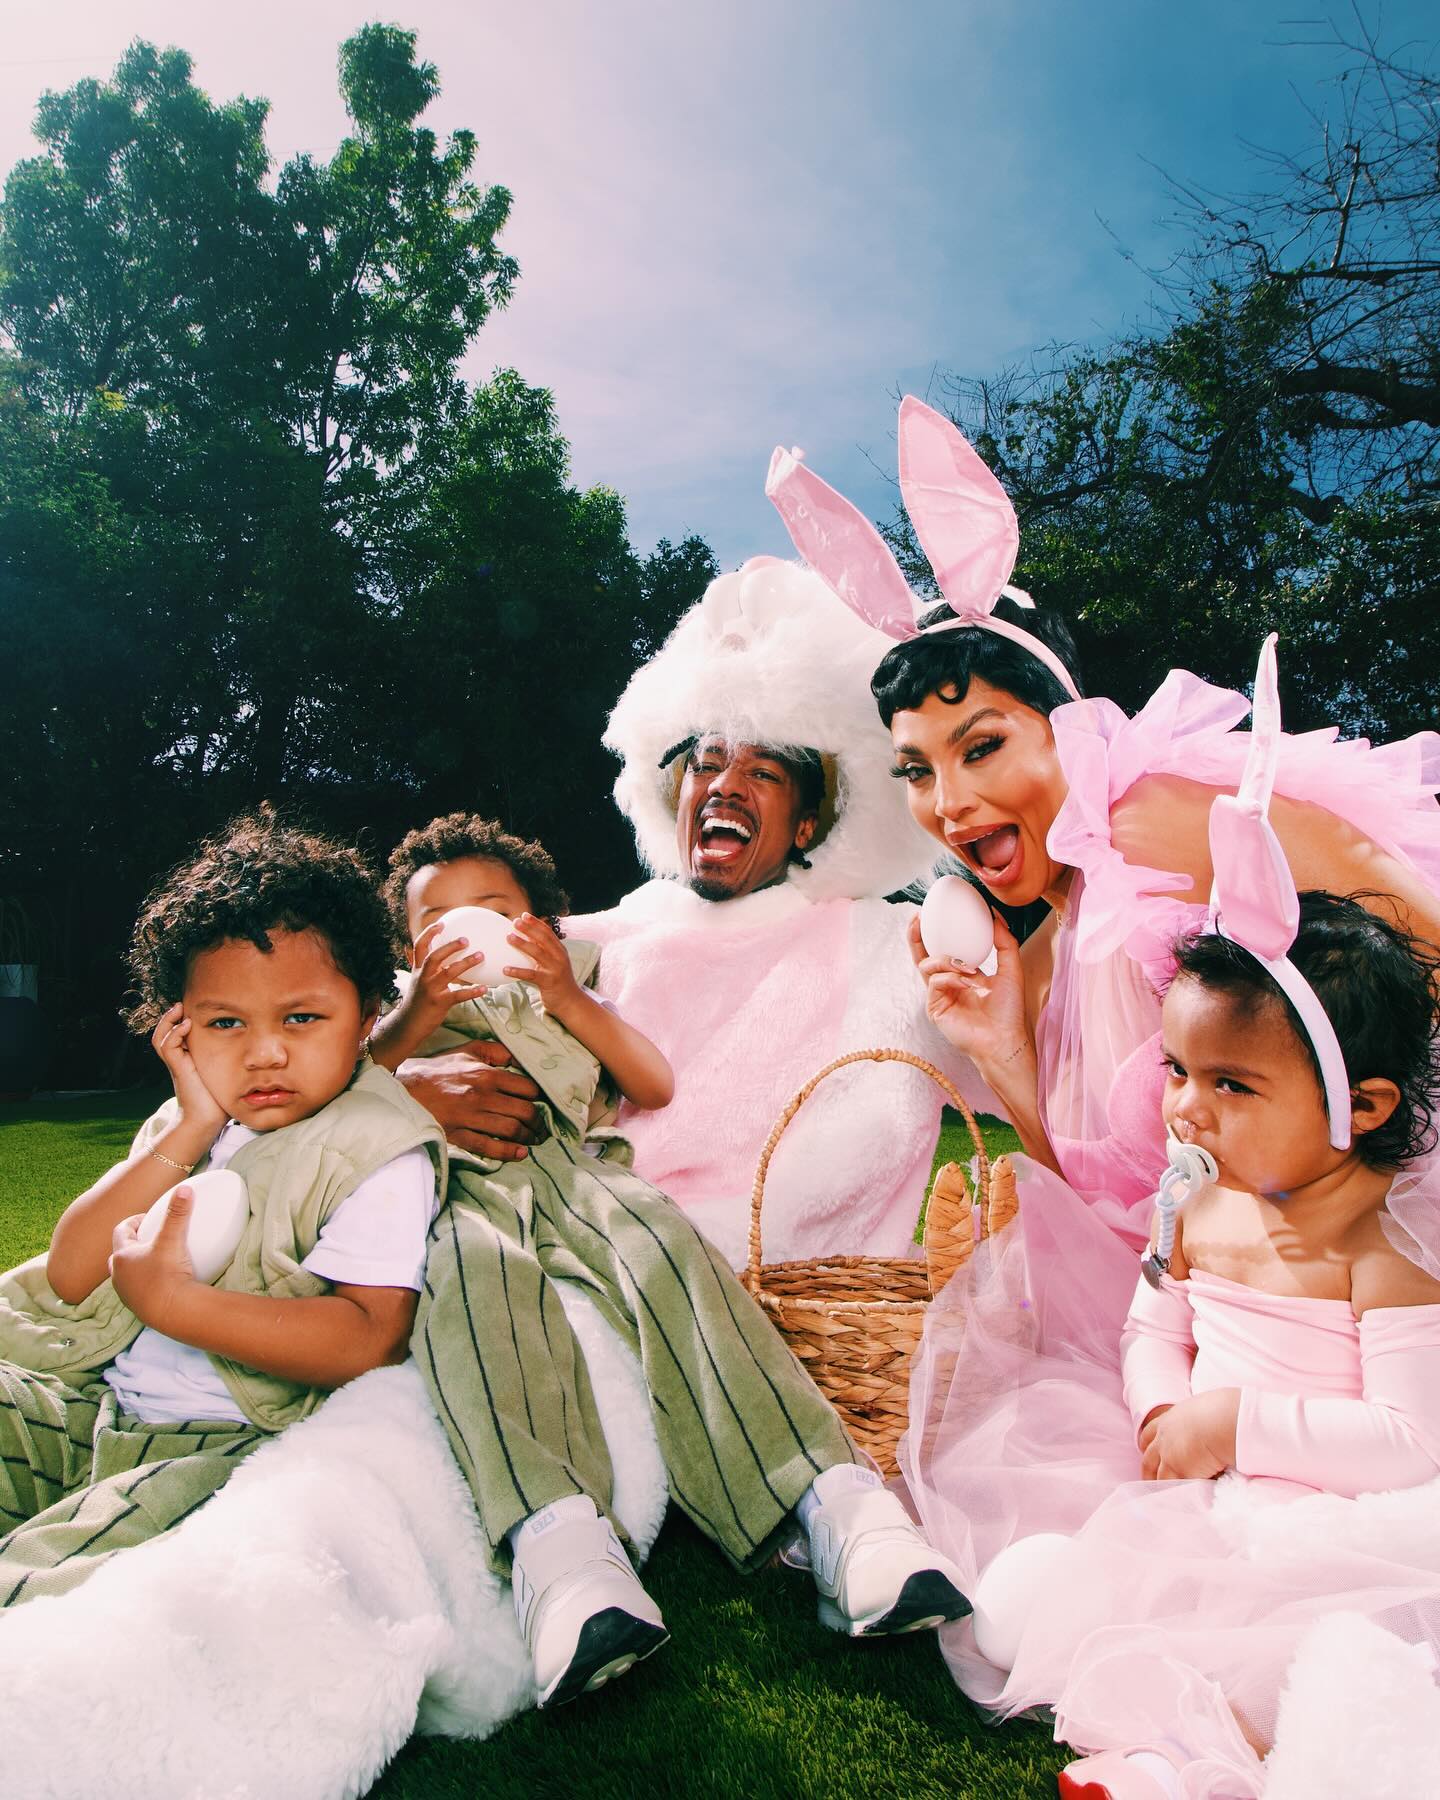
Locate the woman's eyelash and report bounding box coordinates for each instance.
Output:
[889,763,928,783]
[963,735,1003,764]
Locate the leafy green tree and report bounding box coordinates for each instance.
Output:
[0,30,712,1078]
[889,26,1438,738]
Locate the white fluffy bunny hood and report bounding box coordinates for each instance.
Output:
[604,556,937,902]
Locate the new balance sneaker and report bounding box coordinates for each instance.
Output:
[510,1495,669,1708]
[802,1467,971,1637]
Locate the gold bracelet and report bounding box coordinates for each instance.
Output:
[149,1148,195,1175]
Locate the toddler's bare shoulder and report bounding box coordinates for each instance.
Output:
[1349,1208,1440,1314]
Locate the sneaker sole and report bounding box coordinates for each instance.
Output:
[818,1570,973,1638]
[538,1608,670,1709]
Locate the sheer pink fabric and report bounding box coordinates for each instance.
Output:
[901,669,1440,1786]
[904,1171,1440,1790]
[1036,668,1440,1248]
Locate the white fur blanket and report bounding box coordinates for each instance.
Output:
[2,1296,1438,1797]
[0,1291,667,1800]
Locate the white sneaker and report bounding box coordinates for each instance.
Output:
[805,1483,971,1637]
[510,1495,669,1708]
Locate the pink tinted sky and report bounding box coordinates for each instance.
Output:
[3,2,1431,566]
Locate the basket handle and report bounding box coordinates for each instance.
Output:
[744,1047,991,1296]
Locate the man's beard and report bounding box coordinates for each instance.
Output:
[687,874,738,903]
[686,866,793,902]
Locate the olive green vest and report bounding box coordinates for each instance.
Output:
[0,1061,447,1431]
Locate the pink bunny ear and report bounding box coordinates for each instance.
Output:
[765,445,917,640]
[897,396,1018,618]
[1237,631,1280,812]
[1207,794,1298,963]
[1208,636,1294,960]
[1207,634,1351,1148]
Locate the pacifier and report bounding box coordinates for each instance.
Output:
[1140,1137,1219,1289]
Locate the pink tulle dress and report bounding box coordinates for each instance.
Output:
[900,669,1440,1794]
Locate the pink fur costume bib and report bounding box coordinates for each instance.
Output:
[571,880,994,1271]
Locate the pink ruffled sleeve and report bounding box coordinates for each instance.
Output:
[1235,1305,1440,1495]
[1047,667,1440,984]
[1120,1275,1196,1437]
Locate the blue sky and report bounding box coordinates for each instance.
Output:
[3,2,1435,566]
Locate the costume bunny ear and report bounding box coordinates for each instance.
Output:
[1207,635,1296,962]
[1207,634,1352,1148]
[897,395,1018,618]
[765,445,918,640]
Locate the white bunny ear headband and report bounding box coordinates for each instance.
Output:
[765,394,1082,702]
[1206,634,1353,1149]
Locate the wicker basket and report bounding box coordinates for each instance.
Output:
[743,1047,1020,1476]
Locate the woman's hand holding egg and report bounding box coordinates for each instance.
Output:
[910,882,1032,1078]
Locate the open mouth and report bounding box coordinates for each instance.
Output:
[950,824,1022,887]
[695,812,755,867]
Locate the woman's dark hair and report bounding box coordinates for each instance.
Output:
[126,809,397,1030]
[382,812,570,944]
[871,596,1084,727]
[1171,890,1440,1170]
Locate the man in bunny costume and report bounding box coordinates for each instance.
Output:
[563,553,996,1271]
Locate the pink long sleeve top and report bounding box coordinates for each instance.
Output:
[1121,1268,1440,1496]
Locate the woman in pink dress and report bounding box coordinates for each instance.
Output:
[767,400,1440,1797]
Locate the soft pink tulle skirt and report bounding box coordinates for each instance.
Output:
[900,1161,1440,1797]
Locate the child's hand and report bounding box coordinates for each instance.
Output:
[504,914,581,1014]
[152,1004,227,1139]
[1140,1389,1240,1481]
[109,1187,199,1331]
[405,922,492,1033]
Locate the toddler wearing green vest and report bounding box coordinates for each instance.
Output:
[0,813,445,1606]
[372,812,970,1710]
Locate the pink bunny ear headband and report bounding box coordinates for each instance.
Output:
[765,394,1082,702]
[1207,633,1353,1149]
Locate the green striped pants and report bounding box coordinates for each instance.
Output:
[414,1137,856,1573]
[0,1363,260,1608]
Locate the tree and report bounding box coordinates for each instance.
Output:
[1165,12,1440,513]
[0,31,712,1078]
[889,18,1438,738]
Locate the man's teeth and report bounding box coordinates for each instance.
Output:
[701,818,752,841]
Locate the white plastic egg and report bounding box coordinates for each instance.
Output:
[970,1532,1079,1670]
[919,874,998,975]
[137,1168,250,1284]
[431,905,535,986]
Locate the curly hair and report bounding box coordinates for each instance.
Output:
[1171,890,1440,1171]
[382,813,571,944]
[870,596,1084,727]
[126,809,398,1031]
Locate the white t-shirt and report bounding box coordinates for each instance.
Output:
[104,1121,438,1426]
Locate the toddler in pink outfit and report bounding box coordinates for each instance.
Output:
[937,887,1440,1800]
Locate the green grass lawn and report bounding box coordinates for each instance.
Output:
[0,1094,1062,1800]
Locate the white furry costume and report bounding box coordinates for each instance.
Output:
[569,555,994,1270]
